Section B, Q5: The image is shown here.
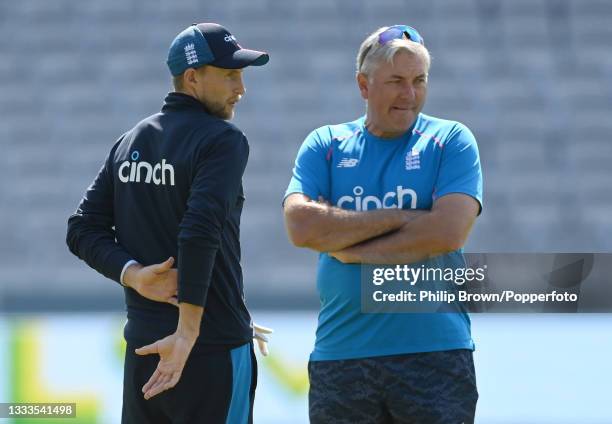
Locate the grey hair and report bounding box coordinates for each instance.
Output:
[356,26,431,78]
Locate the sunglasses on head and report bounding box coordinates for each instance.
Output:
[378,25,424,46]
[359,25,424,72]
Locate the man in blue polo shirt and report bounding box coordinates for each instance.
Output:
[284,25,482,423]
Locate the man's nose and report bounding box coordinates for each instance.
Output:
[401,82,416,100]
[235,74,246,95]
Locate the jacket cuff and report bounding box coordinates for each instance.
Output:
[108,251,137,285]
[120,260,139,286]
[178,283,207,307]
[178,244,217,306]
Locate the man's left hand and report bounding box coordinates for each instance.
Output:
[135,331,196,400]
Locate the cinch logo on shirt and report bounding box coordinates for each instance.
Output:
[118,151,175,186]
[337,185,417,211]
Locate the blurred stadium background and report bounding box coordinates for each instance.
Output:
[0,0,611,423]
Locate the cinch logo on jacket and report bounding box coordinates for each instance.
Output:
[118,150,175,186]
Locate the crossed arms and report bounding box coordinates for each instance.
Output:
[283,192,480,263]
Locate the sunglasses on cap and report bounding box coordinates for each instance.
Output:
[378,25,424,45]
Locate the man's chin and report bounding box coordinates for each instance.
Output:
[222,106,236,120]
[213,108,234,120]
[392,114,416,132]
[388,121,413,135]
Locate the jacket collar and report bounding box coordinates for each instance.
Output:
[161,92,211,114]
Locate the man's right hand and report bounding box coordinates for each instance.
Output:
[123,257,178,306]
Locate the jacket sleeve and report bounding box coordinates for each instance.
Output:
[66,138,133,284]
[177,128,249,306]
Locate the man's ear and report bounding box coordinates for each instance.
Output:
[183,68,198,87]
[357,73,369,100]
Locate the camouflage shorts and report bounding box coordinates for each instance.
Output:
[308,349,478,424]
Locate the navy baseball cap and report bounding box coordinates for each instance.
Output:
[167,23,269,76]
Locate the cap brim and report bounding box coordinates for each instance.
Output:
[211,48,269,69]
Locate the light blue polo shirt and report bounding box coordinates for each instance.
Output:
[285,113,483,361]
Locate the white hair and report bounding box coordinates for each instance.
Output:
[356,26,431,78]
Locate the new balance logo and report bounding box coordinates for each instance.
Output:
[184,43,198,65]
[337,158,359,168]
[405,148,420,170]
[118,151,175,186]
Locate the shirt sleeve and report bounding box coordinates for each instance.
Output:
[66,137,134,284]
[120,260,139,286]
[284,128,331,203]
[177,129,249,307]
[433,123,483,214]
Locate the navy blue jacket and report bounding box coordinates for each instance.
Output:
[67,92,252,348]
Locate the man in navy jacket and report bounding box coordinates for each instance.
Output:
[67,23,269,424]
